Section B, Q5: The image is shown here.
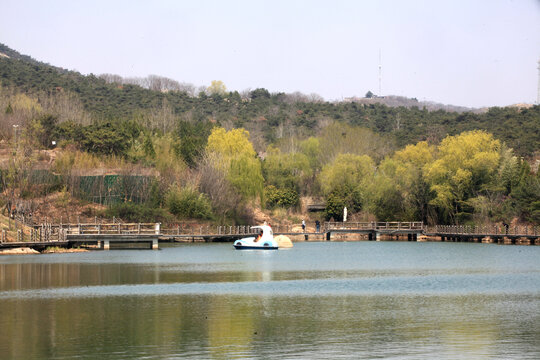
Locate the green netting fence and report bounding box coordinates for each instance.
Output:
[0,170,153,206]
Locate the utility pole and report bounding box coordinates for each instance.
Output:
[537,58,540,105]
[378,49,382,97]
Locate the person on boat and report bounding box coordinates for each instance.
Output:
[254,229,263,242]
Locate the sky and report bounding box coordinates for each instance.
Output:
[1,0,539,108]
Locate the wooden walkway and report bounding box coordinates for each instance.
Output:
[426,225,539,245]
[1,221,538,251]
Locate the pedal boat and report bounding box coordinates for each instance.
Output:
[233,225,278,250]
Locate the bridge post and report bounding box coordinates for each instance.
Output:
[375,232,381,241]
[152,238,158,250]
[103,240,110,250]
[155,223,161,235]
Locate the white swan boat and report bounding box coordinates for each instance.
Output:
[233,225,279,250]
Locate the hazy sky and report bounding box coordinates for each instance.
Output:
[1,0,539,108]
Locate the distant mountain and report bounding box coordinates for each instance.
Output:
[343,95,477,113]
[0,43,65,71]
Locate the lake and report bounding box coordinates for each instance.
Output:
[0,241,539,359]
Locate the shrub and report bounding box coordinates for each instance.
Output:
[166,186,213,219]
[264,185,299,209]
[105,203,172,223]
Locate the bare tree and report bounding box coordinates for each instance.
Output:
[198,152,244,220]
[144,99,177,133]
[99,73,123,84]
[38,91,92,125]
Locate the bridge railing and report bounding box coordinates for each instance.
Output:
[62,223,159,235]
[428,225,539,236]
[324,222,423,231]
[161,225,259,236]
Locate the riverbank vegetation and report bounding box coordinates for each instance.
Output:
[0,43,539,229]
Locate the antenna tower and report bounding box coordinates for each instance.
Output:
[378,49,382,96]
[537,58,540,105]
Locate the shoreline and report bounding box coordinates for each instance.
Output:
[0,247,89,255]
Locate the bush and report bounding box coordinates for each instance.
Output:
[166,186,213,219]
[264,185,299,209]
[105,203,172,223]
[324,185,362,221]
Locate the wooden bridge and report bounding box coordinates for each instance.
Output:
[0,221,537,251]
[324,221,424,241]
[425,224,539,245]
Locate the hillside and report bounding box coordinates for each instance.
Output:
[0,43,539,227]
[0,43,538,156]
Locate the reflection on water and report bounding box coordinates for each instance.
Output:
[0,242,539,359]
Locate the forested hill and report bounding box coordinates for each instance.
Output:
[0,43,539,156]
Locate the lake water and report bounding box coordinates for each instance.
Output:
[0,241,539,359]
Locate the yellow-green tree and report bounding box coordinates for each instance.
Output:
[371,141,435,221]
[318,154,375,220]
[425,130,501,223]
[263,146,312,192]
[207,80,227,96]
[206,127,263,200]
[319,153,375,195]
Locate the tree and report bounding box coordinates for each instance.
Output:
[80,122,131,156]
[365,91,374,98]
[207,80,227,96]
[318,122,392,164]
[262,146,312,193]
[166,185,213,219]
[206,127,263,200]
[175,120,214,167]
[250,88,271,100]
[319,153,375,196]
[30,114,58,148]
[425,130,501,223]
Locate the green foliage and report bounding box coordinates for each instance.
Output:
[79,122,132,156]
[143,133,156,159]
[105,203,172,223]
[264,185,299,209]
[250,88,271,100]
[425,130,501,223]
[31,114,58,148]
[147,180,163,208]
[206,127,264,200]
[166,186,213,219]
[1,49,539,158]
[299,137,322,171]
[262,146,312,192]
[2,43,540,226]
[319,153,375,195]
[324,185,363,221]
[505,168,540,223]
[175,120,213,167]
